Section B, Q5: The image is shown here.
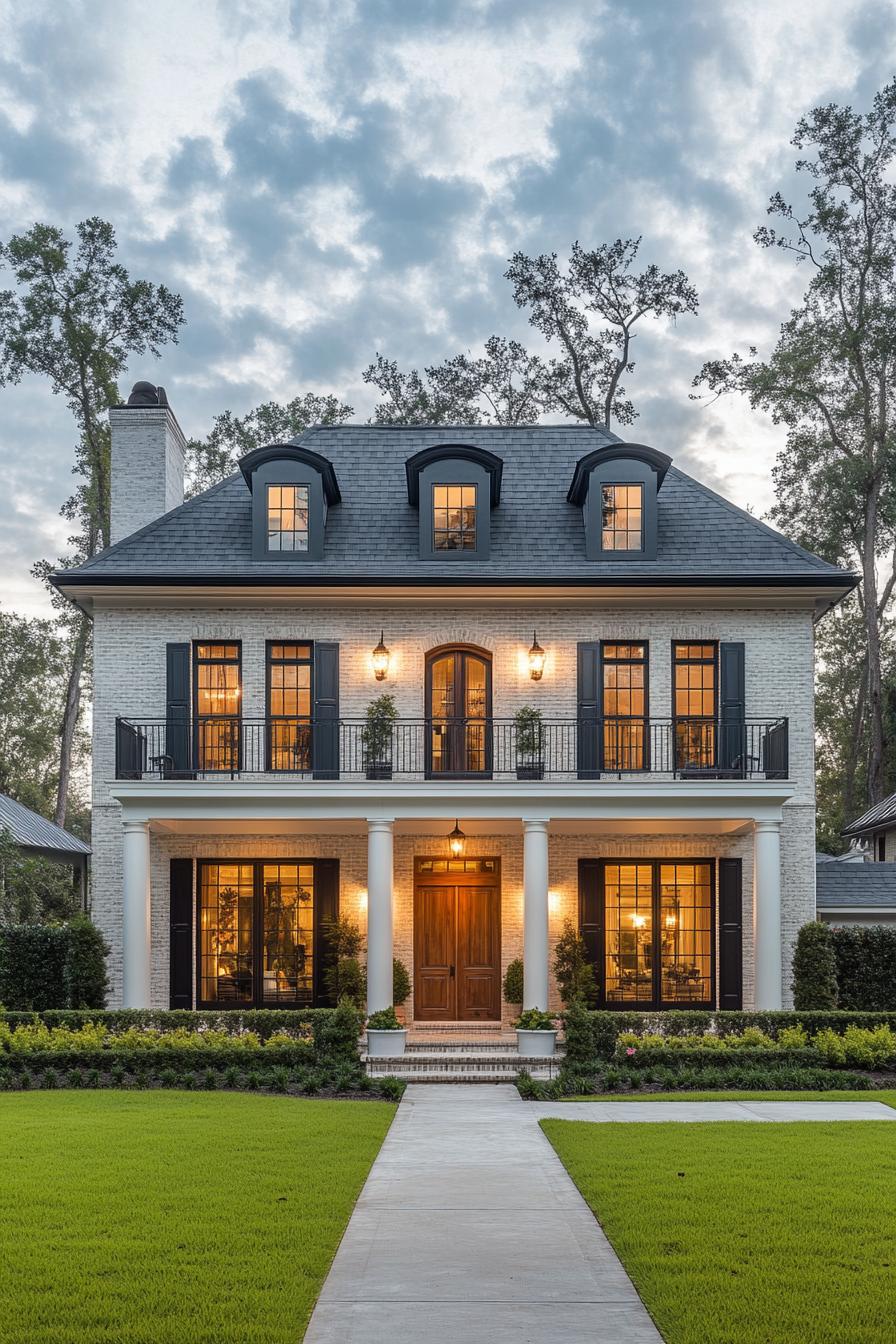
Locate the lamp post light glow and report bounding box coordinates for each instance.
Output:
[448,820,466,858]
[372,630,391,681]
[528,631,546,681]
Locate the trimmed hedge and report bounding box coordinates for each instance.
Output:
[564,1009,896,1065]
[0,921,109,1010]
[792,921,838,1009]
[518,1063,874,1100]
[830,925,896,1010]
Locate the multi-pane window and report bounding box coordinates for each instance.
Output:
[266,484,309,552]
[433,484,477,551]
[267,643,312,771]
[673,642,717,769]
[195,643,241,771]
[428,648,490,775]
[601,484,643,551]
[198,860,315,1006]
[601,860,713,1007]
[602,643,647,770]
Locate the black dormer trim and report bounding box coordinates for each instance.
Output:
[567,442,672,506]
[239,442,341,505]
[405,443,503,507]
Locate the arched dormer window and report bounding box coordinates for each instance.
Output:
[239,441,341,561]
[405,444,502,561]
[567,442,671,562]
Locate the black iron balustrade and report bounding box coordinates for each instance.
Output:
[114,716,789,782]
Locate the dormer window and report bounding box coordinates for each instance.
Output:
[406,443,502,561]
[239,441,340,562]
[601,484,643,552]
[568,442,671,563]
[266,484,309,552]
[433,484,477,551]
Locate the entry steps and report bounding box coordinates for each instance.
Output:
[362,1022,564,1083]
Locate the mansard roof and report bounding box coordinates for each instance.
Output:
[53,423,855,591]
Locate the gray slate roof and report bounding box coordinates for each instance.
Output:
[57,424,853,586]
[842,792,896,838]
[816,861,896,909]
[0,794,90,857]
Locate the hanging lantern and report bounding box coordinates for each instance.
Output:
[372,630,391,681]
[448,819,466,858]
[528,630,546,681]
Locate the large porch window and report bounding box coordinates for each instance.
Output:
[582,859,715,1008]
[198,859,319,1007]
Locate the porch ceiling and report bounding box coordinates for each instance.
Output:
[149,816,753,837]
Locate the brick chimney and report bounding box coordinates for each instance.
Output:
[109,381,186,544]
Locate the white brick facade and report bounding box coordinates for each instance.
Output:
[91,598,816,1013]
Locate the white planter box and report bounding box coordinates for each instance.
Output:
[366,1028,407,1058]
[516,1029,557,1058]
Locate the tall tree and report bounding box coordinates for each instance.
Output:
[363,336,543,425]
[0,218,184,824]
[695,82,896,809]
[186,393,354,496]
[0,612,72,818]
[506,239,698,428]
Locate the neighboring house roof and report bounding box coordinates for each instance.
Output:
[816,850,866,864]
[0,794,91,858]
[842,792,896,838]
[52,424,856,589]
[816,861,896,909]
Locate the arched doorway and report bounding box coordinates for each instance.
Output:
[425,645,492,778]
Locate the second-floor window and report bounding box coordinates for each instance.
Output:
[267,642,312,771]
[602,642,647,770]
[433,484,477,551]
[673,642,717,769]
[195,643,241,771]
[601,484,643,551]
[266,484,309,552]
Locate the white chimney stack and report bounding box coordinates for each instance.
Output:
[109,381,186,545]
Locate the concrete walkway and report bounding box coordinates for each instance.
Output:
[305,1085,896,1343]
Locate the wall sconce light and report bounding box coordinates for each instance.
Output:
[372,630,391,681]
[528,630,546,681]
[358,890,368,913]
[448,820,466,858]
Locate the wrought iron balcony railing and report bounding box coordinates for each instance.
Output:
[115,716,789,782]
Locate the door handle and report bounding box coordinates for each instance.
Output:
[449,964,455,978]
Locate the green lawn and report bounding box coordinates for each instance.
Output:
[0,1091,395,1344]
[543,1118,896,1344]
[560,1089,896,1105]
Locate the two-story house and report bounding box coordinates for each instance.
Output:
[54,381,854,1020]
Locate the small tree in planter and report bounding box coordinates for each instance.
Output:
[514,705,545,780]
[514,1007,557,1058]
[503,957,524,1009]
[362,693,398,780]
[393,957,411,1024]
[366,1006,408,1058]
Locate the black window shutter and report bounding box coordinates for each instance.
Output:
[313,860,340,1006]
[719,642,745,775]
[169,858,194,1010]
[718,858,743,1010]
[577,642,601,779]
[166,643,192,778]
[312,643,340,779]
[578,859,602,1003]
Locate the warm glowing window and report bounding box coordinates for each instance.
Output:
[199,862,254,1004]
[267,643,312,771]
[261,863,314,1005]
[266,484,309,552]
[602,860,713,1007]
[195,643,241,771]
[433,484,477,551]
[604,863,654,1003]
[658,863,712,1004]
[673,642,717,769]
[601,484,643,551]
[602,643,647,770]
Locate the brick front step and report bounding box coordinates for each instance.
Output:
[363,1051,560,1082]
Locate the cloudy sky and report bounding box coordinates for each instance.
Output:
[1,0,894,615]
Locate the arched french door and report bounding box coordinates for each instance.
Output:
[425,645,492,778]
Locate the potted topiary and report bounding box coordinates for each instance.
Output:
[502,957,524,1011]
[514,1007,557,1058]
[365,1006,407,1058]
[362,693,398,780]
[393,957,411,1025]
[514,706,545,781]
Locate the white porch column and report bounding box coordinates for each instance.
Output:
[366,818,394,1015]
[753,819,783,1010]
[523,818,550,1010]
[122,820,151,1009]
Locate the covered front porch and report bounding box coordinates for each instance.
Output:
[110,779,794,1017]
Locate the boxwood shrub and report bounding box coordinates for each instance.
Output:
[830,925,896,1010]
[0,920,109,1010]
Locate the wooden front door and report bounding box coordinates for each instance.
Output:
[414,859,501,1020]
